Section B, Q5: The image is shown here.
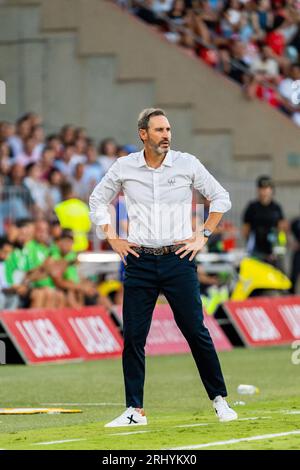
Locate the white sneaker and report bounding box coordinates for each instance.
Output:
[213,396,238,422]
[104,407,147,428]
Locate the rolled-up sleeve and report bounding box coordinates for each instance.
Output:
[191,156,232,213]
[89,159,122,225]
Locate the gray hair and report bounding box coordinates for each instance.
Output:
[137,108,166,130]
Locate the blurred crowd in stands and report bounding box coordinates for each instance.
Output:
[118,0,300,125]
[0,112,133,310]
[0,111,300,311]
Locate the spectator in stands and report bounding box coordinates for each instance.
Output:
[220,0,247,39]
[39,147,56,180]
[60,124,76,146]
[152,0,173,14]
[31,124,45,156]
[250,41,279,77]
[23,162,52,215]
[250,0,274,40]
[3,219,33,306]
[5,221,19,245]
[46,134,63,159]
[0,141,11,186]
[13,136,40,167]
[22,219,65,308]
[117,144,138,157]
[48,168,64,206]
[278,63,300,124]
[54,143,76,177]
[49,218,63,247]
[47,229,83,308]
[71,162,89,201]
[98,137,118,173]
[71,136,88,168]
[0,237,20,310]
[168,0,188,25]
[242,175,287,265]
[290,210,300,293]
[0,140,11,161]
[1,163,35,222]
[135,0,167,25]
[49,229,101,308]
[221,40,250,84]
[25,112,43,128]
[265,13,294,73]
[0,121,15,156]
[7,115,31,158]
[84,143,105,192]
[74,126,88,141]
[54,182,91,251]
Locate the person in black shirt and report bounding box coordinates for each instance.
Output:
[242,176,287,265]
[290,214,300,293]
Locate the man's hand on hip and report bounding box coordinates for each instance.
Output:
[108,238,140,265]
[174,235,208,261]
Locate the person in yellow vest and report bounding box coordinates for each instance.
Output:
[54,182,91,252]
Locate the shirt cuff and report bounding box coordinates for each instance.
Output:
[89,212,112,226]
[209,198,232,213]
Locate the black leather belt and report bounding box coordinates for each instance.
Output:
[133,244,184,255]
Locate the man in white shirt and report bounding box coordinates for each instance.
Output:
[89,108,237,427]
[278,64,300,126]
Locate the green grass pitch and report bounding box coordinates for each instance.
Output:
[0,346,299,450]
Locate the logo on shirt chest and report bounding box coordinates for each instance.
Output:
[168,177,176,186]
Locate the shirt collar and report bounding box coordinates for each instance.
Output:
[137,150,173,168]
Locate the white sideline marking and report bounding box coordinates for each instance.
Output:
[32,438,86,446]
[168,430,300,450]
[282,411,300,415]
[40,403,123,407]
[238,417,270,421]
[108,430,150,436]
[174,423,209,428]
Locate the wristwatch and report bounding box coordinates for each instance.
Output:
[202,229,213,238]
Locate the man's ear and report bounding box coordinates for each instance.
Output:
[139,129,147,143]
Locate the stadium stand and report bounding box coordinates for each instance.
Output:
[125,0,300,126]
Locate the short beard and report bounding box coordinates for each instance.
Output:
[149,139,169,157]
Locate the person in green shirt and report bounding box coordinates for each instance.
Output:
[23,220,65,308]
[3,219,35,307]
[0,237,25,310]
[49,229,100,308]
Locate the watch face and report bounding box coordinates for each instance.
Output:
[203,229,212,238]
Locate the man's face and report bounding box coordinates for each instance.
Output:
[87,146,97,162]
[34,221,49,245]
[0,243,12,261]
[12,164,25,180]
[140,115,171,156]
[42,149,55,165]
[57,237,73,255]
[291,66,300,81]
[25,138,36,155]
[64,146,75,162]
[258,186,273,202]
[18,223,34,245]
[50,223,62,240]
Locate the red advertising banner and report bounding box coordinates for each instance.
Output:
[0,302,232,364]
[63,307,123,360]
[223,296,300,347]
[0,307,123,364]
[115,304,232,355]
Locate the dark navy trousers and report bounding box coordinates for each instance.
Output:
[122,250,227,408]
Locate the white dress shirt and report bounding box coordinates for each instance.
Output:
[89,150,231,247]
